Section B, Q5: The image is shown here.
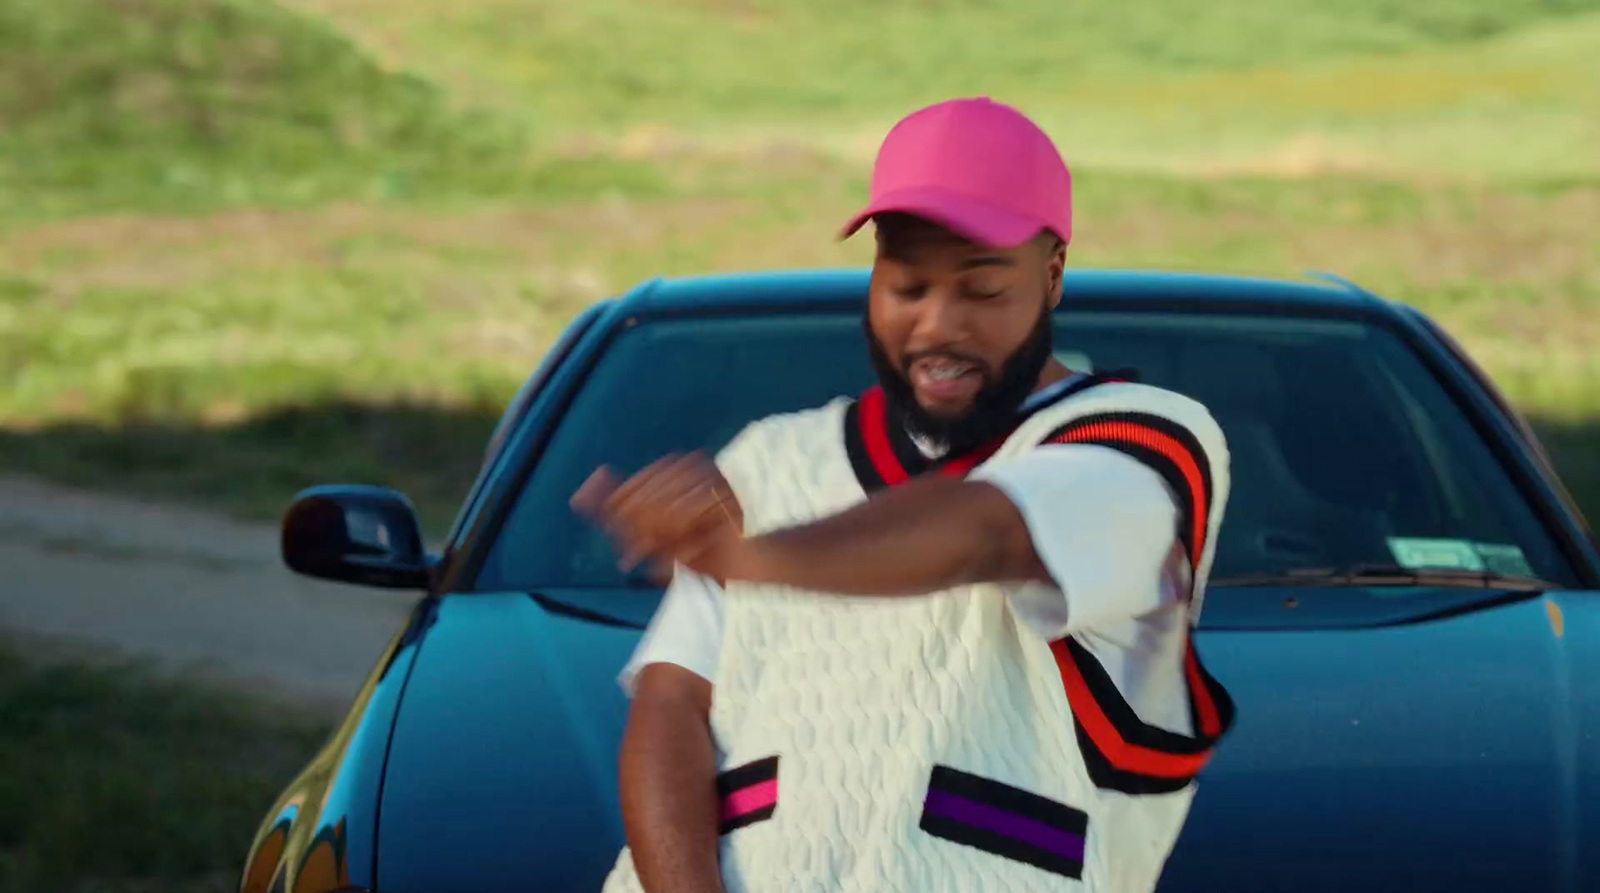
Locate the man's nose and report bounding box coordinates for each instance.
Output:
[909,291,969,346]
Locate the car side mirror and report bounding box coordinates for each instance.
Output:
[281,485,431,590]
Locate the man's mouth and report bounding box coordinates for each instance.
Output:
[908,356,984,405]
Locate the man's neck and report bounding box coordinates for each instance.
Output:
[908,362,1086,459]
[1034,358,1075,392]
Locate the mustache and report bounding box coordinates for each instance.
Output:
[863,302,1054,456]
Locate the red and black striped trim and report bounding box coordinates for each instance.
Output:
[1039,409,1232,792]
[1051,636,1235,794]
[1041,412,1214,572]
[843,375,1121,493]
[844,386,921,491]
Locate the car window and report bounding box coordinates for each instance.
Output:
[477,308,1580,593]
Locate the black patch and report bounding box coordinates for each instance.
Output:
[919,766,1088,880]
[719,804,776,834]
[715,755,779,795]
[715,755,779,835]
[919,815,1086,880]
[926,766,1089,834]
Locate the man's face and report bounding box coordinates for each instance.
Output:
[865,214,1066,452]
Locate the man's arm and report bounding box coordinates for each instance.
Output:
[731,476,1050,596]
[620,663,724,893]
[574,452,1050,599]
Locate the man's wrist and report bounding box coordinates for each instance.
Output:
[727,533,783,586]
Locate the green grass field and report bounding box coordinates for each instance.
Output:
[2,0,1598,533]
[0,638,331,893]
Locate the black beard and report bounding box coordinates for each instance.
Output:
[863,307,1054,456]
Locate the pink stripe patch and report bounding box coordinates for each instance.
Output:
[720,778,778,822]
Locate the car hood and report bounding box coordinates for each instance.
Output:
[376,588,1600,893]
[1163,588,1600,893]
[376,590,643,893]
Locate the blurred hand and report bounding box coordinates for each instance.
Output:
[571,452,747,583]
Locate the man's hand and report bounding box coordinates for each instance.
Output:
[572,453,748,583]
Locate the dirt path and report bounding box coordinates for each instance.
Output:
[0,475,421,716]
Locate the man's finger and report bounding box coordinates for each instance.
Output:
[657,477,732,532]
[571,466,620,518]
[606,454,704,524]
[608,459,705,561]
[603,454,684,510]
[619,505,727,574]
[637,456,741,543]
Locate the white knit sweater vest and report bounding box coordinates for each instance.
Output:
[602,381,1233,893]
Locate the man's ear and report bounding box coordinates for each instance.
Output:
[1045,239,1067,310]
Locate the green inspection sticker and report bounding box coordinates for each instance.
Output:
[1386,538,1486,571]
[1386,538,1536,576]
[1474,543,1535,577]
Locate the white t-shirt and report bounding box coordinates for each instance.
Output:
[619,442,1181,695]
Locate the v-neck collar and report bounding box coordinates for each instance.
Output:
[842,372,1111,494]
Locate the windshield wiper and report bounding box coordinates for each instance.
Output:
[527,592,646,630]
[1212,564,1554,592]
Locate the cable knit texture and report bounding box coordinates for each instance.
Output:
[602,385,1231,893]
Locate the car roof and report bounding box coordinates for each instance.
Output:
[616,267,1390,318]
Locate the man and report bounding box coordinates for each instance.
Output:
[574,97,1234,893]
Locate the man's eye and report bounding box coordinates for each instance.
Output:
[966,285,1005,300]
[893,282,928,299]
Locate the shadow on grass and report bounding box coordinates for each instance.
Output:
[0,400,504,540]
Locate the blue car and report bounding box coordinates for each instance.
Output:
[241,269,1600,893]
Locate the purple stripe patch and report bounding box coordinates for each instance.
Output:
[923,789,1087,861]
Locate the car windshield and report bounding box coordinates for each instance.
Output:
[477,308,1580,593]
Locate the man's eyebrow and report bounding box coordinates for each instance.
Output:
[958,255,1014,270]
[877,242,915,264]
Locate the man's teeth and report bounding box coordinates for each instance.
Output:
[928,365,970,381]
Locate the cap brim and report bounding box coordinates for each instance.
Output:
[839,187,1046,248]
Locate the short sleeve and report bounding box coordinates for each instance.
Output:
[614,417,769,697]
[970,443,1181,638]
[617,567,726,696]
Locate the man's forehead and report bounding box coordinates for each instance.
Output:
[874,215,1022,268]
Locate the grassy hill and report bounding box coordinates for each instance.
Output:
[0,0,674,217]
[290,0,1600,178]
[289,0,1597,118]
[0,0,1597,532]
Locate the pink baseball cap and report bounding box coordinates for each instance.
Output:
[841,97,1072,248]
